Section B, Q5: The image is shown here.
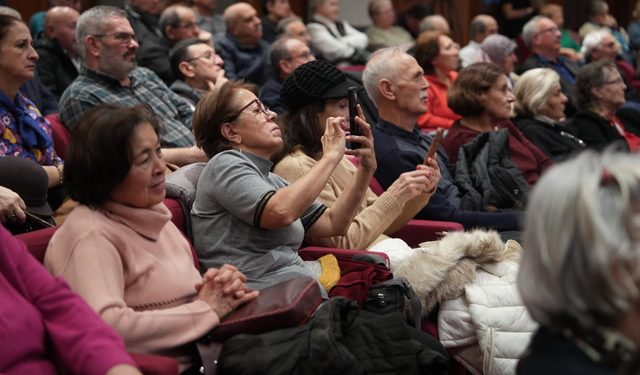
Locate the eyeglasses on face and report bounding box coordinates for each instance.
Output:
[174,22,198,30]
[234,99,271,118]
[186,52,216,63]
[536,27,560,35]
[285,51,313,61]
[604,78,624,86]
[93,32,139,45]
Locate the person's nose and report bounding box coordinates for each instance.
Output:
[560,93,568,103]
[507,91,515,103]
[28,45,39,62]
[422,76,430,90]
[215,54,224,66]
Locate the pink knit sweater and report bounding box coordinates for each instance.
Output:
[45,201,219,370]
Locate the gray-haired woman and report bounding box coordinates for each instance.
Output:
[518,150,640,374]
[513,68,585,163]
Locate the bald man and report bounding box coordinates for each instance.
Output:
[459,14,498,68]
[33,6,80,98]
[215,2,270,85]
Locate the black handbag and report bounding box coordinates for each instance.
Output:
[362,277,423,329]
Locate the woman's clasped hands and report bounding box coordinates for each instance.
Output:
[195,264,259,319]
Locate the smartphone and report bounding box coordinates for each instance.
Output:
[348,86,361,150]
[424,128,444,165]
[25,211,55,229]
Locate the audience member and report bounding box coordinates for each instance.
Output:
[513,68,585,162]
[216,2,270,85]
[137,4,202,86]
[444,62,553,186]
[519,16,580,117]
[366,0,414,52]
[539,4,583,61]
[474,34,519,90]
[398,3,431,38]
[29,0,80,37]
[33,6,80,99]
[273,59,438,250]
[579,0,630,57]
[628,1,640,51]
[0,6,20,19]
[46,103,258,373]
[459,14,498,68]
[0,15,65,209]
[191,0,226,39]
[414,30,461,131]
[169,38,226,108]
[518,151,640,374]
[261,0,293,44]
[0,225,141,375]
[571,60,640,152]
[260,37,314,116]
[276,16,310,45]
[60,6,207,166]
[363,48,521,231]
[500,0,537,39]
[19,71,59,117]
[124,0,163,47]
[419,15,450,34]
[307,0,369,66]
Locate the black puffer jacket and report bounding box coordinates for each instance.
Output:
[218,297,448,375]
[455,129,530,212]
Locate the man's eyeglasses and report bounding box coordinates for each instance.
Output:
[174,22,198,31]
[234,99,271,118]
[285,51,313,61]
[186,52,216,63]
[93,32,138,45]
[604,78,625,86]
[536,27,560,35]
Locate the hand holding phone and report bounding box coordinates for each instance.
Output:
[424,128,444,165]
[348,86,361,149]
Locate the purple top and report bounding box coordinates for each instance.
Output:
[0,225,135,374]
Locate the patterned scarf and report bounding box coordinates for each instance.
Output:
[0,90,52,150]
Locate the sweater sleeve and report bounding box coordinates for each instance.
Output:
[3,229,135,375]
[49,231,220,354]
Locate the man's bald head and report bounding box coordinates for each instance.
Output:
[419,15,449,34]
[224,2,262,46]
[45,6,80,56]
[469,14,498,42]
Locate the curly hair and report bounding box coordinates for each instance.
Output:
[573,59,616,110]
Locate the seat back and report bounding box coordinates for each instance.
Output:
[164,162,207,243]
[46,114,71,160]
[347,156,384,195]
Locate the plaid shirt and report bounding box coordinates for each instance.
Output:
[59,65,195,148]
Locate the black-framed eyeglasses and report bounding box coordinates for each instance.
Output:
[285,51,314,61]
[536,27,560,35]
[186,52,216,63]
[174,22,198,30]
[604,78,624,86]
[93,32,138,45]
[234,99,271,119]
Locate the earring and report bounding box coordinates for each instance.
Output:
[238,142,243,154]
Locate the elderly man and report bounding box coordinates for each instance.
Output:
[308,0,369,66]
[459,15,498,68]
[366,0,414,52]
[124,0,164,47]
[168,38,226,108]
[29,0,81,37]
[259,37,315,116]
[579,0,630,54]
[362,47,521,232]
[261,0,293,43]
[518,16,580,116]
[60,6,206,166]
[136,4,202,86]
[215,2,270,85]
[33,6,80,98]
[192,0,226,39]
[276,16,311,45]
[419,14,450,34]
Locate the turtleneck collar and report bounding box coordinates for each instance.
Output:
[101,200,171,241]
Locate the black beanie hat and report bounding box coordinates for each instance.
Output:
[0,156,53,216]
[280,60,357,112]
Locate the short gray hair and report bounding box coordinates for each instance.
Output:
[522,15,547,49]
[513,68,561,116]
[519,150,640,333]
[363,47,404,104]
[0,6,21,19]
[587,0,609,17]
[276,15,303,37]
[368,0,390,18]
[581,29,611,55]
[419,15,447,34]
[270,37,293,77]
[76,6,127,60]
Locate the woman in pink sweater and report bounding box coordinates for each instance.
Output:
[45,103,258,372]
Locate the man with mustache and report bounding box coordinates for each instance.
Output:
[215,2,270,85]
[363,47,522,232]
[59,6,208,166]
[518,15,580,117]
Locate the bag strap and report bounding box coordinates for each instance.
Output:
[398,277,422,329]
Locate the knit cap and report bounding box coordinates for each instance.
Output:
[479,34,517,67]
[280,60,356,112]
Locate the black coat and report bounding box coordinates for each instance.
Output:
[454,129,530,212]
[518,53,581,117]
[124,3,163,47]
[570,108,640,151]
[514,115,586,163]
[136,37,174,86]
[33,37,78,99]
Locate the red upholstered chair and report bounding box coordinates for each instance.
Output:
[46,114,71,160]
[616,60,640,93]
[517,34,532,66]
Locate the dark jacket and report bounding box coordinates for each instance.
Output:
[136,37,174,86]
[454,129,530,212]
[518,53,581,117]
[373,119,522,231]
[18,71,59,117]
[169,79,205,108]
[215,32,271,85]
[33,37,78,99]
[514,115,586,163]
[124,2,163,47]
[218,297,449,375]
[570,108,640,151]
[260,15,278,44]
[259,77,288,117]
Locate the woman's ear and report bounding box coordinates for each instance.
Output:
[220,122,242,145]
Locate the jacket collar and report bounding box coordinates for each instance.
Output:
[312,13,337,26]
[102,200,171,241]
[239,150,273,178]
[375,117,422,146]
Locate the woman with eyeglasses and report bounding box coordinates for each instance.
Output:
[571,59,640,152]
[0,15,65,225]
